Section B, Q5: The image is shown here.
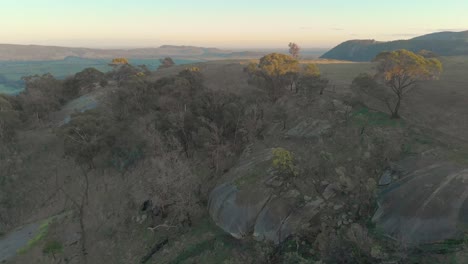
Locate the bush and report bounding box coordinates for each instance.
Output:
[297,75,329,97]
[42,240,63,257]
[19,73,63,120]
[110,145,144,171]
[58,109,115,168]
[246,53,300,101]
[272,148,298,177]
[0,94,22,143]
[63,68,107,99]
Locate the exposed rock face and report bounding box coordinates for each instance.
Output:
[211,143,468,247]
[373,162,468,245]
[253,197,296,243]
[208,148,275,239]
[208,148,325,243]
[209,183,273,239]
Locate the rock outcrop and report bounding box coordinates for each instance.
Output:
[373,162,468,245]
[208,148,326,243]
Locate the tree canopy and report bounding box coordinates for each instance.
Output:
[302,63,321,77]
[288,42,300,59]
[247,53,300,101]
[110,58,129,65]
[371,49,443,118]
[158,57,176,69]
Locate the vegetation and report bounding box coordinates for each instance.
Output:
[373,49,443,118]
[59,109,116,168]
[272,148,298,177]
[159,57,176,69]
[297,63,329,97]
[245,53,300,101]
[17,219,52,254]
[288,42,300,59]
[109,57,129,65]
[42,240,63,259]
[19,73,63,121]
[63,67,106,100]
[2,54,467,264]
[418,49,438,58]
[0,94,21,143]
[0,57,202,94]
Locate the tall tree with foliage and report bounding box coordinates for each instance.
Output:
[246,53,300,101]
[20,73,63,121]
[297,63,329,97]
[372,49,442,118]
[288,42,300,59]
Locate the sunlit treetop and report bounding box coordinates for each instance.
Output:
[258,53,300,77]
[110,58,129,65]
[373,49,442,87]
[302,63,321,77]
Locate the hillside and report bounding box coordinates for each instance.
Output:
[1,56,468,263]
[321,30,468,61]
[0,44,264,61]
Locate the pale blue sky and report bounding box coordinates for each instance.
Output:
[1,0,467,48]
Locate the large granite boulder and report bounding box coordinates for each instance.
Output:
[208,148,325,243]
[373,162,468,245]
[209,183,273,239]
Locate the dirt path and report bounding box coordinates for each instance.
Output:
[0,222,41,262]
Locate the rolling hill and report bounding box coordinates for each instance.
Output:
[0,44,264,61]
[321,30,468,61]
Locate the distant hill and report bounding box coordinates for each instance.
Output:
[321,30,468,61]
[0,44,264,61]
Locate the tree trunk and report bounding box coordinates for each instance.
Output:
[391,96,402,119]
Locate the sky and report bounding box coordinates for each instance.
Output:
[1,0,467,49]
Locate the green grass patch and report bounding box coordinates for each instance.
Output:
[186,217,225,238]
[415,238,466,255]
[168,235,236,264]
[17,219,53,254]
[352,107,404,127]
[42,240,63,256]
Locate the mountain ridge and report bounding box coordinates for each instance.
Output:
[321,30,468,61]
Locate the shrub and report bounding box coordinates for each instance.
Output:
[272,148,298,177]
[0,94,21,143]
[42,240,63,258]
[19,73,63,120]
[58,109,115,168]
